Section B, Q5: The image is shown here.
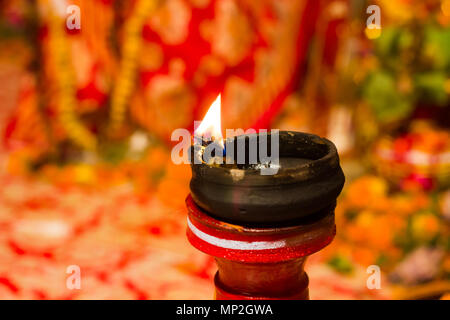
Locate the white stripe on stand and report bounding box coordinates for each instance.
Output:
[187,217,286,250]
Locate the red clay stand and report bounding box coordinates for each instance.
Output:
[186,195,336,300]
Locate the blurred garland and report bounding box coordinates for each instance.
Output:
[108,0,160,134]
[48,0,160,150]
[48,3,97,150]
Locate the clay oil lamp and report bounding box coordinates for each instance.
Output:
[186,95,345,300]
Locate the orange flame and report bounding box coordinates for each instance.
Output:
[195,94,224,147]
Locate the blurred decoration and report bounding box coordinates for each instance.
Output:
[319,175,449,288]
[3,0,319,167]
[360,0,450,128]
[0,0,449,299]
[373,121,450,190]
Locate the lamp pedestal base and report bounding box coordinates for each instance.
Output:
[186,195,336,300]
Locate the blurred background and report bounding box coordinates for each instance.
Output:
[0,0,449,299]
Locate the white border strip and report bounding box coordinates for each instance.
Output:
[187,217,286,250]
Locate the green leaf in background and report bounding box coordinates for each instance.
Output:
[374,27,402,70]
[327,255,354,275]
[374,28,414,71]
[423,26,450,69]
[375,253,390,268]
[98,140,128,164]
[375,27,400,60]
[414,72,448,106]
[363,71,413,123]
[398,29,414,52]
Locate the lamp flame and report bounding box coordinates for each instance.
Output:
[195,94,224,147]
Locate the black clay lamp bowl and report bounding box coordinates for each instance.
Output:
[189,131,345,227]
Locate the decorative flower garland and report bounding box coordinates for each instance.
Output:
[48,2,97,150]
[46,0,160,149]
[108,0,160,133]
